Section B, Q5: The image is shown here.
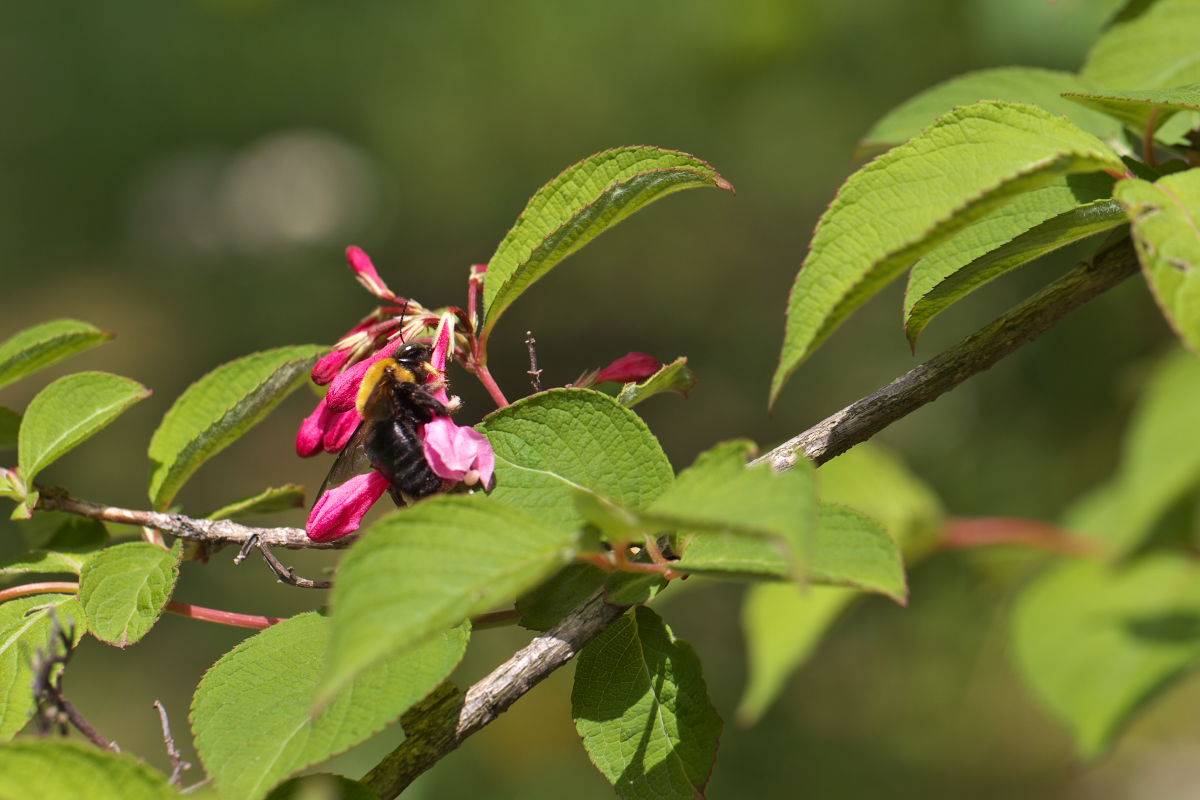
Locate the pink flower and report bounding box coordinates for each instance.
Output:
[303,311,495,541]
[594,352,660,384]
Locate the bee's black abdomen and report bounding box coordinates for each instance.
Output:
[366,418,443,500]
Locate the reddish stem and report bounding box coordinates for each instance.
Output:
[0,581,79,603]
[165,601,282,630]
[939,516,1095,554]
[473,362,510,408]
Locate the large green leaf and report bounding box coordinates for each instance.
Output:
[193,611,467,800]
[1116,168,1200,354]
[771,101,1124,403]
[1012,555,1200,757]
[808,505,906,604]
[0,594,86,741]
[0,518,108,580]
[78,542,180,647]
[1065,83,1200,137]
[147,345,324,510]
[1066,349,1200,555]
[1082,0,1200,91]
[857,67,1119,157]
[904,178,1124,347]
[321,494,578,703]
[651,440,815,580]
[0,740,176,799]
[736,583,856,726]
[18,372,150,484]
[479,389,674,529]
[0,319,112,391]
[572,606,721,800]
[481,147,733,338]
[814,442,943,558]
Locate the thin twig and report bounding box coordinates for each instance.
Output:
[36,487,338,550]
[235,534,332,589]
[525,331,543,392]
[31,614,119,751]
[361,238,1142,798]
[153,701,191,785]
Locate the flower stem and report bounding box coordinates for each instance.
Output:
[473,363,510,408]
[0,581,79,603]
[165,601,282,630]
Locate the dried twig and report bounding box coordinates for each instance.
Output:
[235,534,332,589]
[31,613,118,752]
[153,701,191,785]
[525,331,543,392]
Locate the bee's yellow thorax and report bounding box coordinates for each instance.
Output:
[356,358,417,416]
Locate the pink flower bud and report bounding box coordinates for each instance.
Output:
[306,470,391,542]
[346,246,404,304]
[594,352,660,384]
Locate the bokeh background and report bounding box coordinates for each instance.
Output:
[4,0,1197,797]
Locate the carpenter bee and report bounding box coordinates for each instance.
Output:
[318,342,451,505]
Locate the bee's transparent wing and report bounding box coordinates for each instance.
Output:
[313,422,374,505]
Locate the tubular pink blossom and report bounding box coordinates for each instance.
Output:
[306,471,391,542]
[326,342,399,412]
[311,347,354,386]
[322,406,361,452]
[296,397,335,457]
[346,246,404,304]
[595,352,660,384]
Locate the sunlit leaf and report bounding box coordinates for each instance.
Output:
[78,542,180,647]
[147,345,324,510]
[1082,0,1200,91]
[0,319,112,391]
[482,147,733,338]
[0,594,86,741]
[1064,83,1200,137]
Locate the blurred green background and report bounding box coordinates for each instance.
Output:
[5,0,1199,797]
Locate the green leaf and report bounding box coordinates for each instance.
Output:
[615,357,697,408]
[1067,349,1200,554]
[1082,0,1200,91]
[0,407,18,450]
[815,442,943,558]
[1116,169,1200,354]
[481,147,733,338]
[654,441,816,580]
[78,541,180,647]
[572,606,721,800]
[193,612,467,800]
[516,562,607,632]
[17,372,150,485]
[736,583,856,725]
[809,505,906,604]
[0,518,108,580]
[0,319,112,391]
[0,739,176,799]
[265,775,381,800]
[479,389,674,529]
[0,594,86,741]
[147,345,324,510]
[1012,555,1200,757]
[207,484,306,520]
[321,494,579,703]
[858,67,1120,157]
[904,178,1124,347]
[772,101,1124,404]
[1064,83,1200,137]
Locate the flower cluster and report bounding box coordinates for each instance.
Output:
[300,248,494,542]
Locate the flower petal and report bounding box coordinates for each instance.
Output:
[306,470,391,542]
[322,406,362,453]
[311,347,353,385]
[346,246,404,304]
[326,342,399,412]
[296,397,334,457]
[422,416,495,489]
[595,352,661,384]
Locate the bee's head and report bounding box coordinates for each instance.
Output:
[393,343,435,382]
